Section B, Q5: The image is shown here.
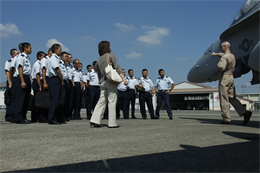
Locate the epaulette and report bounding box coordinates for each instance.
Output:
[55,55,59,59]
[59,61,62,64]
[8,59,12,62]
[21,54,25,57]
[166,76,168,78]
[157,77,160,79]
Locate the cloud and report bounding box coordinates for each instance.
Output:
[0,23,21,37]
[73,35,96,43]
[174,57,192,62]
[114,22,134,33]
[242,82,251,87]
[126,52,143,59]
[46,38,70,52]
[136,25,170,45]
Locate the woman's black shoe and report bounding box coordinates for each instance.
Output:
[90,122,102,128]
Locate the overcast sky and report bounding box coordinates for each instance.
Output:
[0,0,259,94]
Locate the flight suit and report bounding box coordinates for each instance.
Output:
[217,51,247,122]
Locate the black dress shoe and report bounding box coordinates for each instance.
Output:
[108,125,120,128]
[16,121,29,124]
[124,117,129,119]
[132,116,137,119]
[151,117,157,119]
[169,117,173,120]
[243,111,252,125]
[76,117,83,120]
[39,121,48,123]
[220,121,231,124]
[49,122,61,125]
[90,122,102,128]
[24,119,32,123]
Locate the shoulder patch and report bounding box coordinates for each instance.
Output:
[8,59,12,62]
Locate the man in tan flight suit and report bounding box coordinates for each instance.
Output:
[212,41,252,125]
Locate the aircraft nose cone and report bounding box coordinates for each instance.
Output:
[187,66,199,83]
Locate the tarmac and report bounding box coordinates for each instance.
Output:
[0,109,259,172]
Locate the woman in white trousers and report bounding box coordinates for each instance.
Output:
[90,41,127,128]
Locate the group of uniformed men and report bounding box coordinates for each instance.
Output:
[4,42,175,125]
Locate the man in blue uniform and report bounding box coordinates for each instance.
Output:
[155,69,175,119]
[59,52,69,123]
[116,69,128,119]
[31,51,46,122]
[126,69,139,119]
[72,59,83,120]
[4,49,19,121]
[83,64,92,115]
[47,44,63,125]
[137,69,157,119]
[86,61,100,120]
[8,43,32,124]
[66,53,75,119]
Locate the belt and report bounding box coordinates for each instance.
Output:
[118,90,127,92]
[90,85,100,87]
[74,82,80,83]
[143,91,151,93]
[128,88,135,90]
[23,75,30,78]
[159,90,168,92]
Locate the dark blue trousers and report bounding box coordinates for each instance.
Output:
[126,89,136,117]
[84,87,89,115]
[139,92,156,119]
[73,82,82,118]
[68,80,74,118]
[8,75,31,123]
[32,80,43,122]
[47,77,61,123]
[156,91,173,118]
[59,80,69,121]
[5,81,11,121]
[87,85,100,119]
[116,90,128,118]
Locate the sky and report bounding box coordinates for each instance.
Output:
[0,0,259,94]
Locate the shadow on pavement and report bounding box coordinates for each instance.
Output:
[178,117,260,129]
[5,132,259,172]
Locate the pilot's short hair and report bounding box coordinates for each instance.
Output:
[158,69,164,74]
[142,69,148,73]
[128,69,133,73]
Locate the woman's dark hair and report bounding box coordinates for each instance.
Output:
[51,44,61,53]
[98,41,111,56]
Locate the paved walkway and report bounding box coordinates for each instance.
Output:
[0,110,259,172]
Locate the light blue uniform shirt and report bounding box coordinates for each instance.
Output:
[5,59,12,72]
[10,54,20,77]
[12,53,31,77]
[117,77,127,91]
[83,72,89,83]
[139,77,153,92]
[47,54,60,78]
[41,56,49,77]
[59,60,68,80]
[86,69,100,86]
[73,69,83,82]
[155,76,174,90]
[66,64,74,80]
[31,60,42,80]
[126,77,139,89]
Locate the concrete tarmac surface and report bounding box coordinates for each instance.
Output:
[0,109,259,172]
